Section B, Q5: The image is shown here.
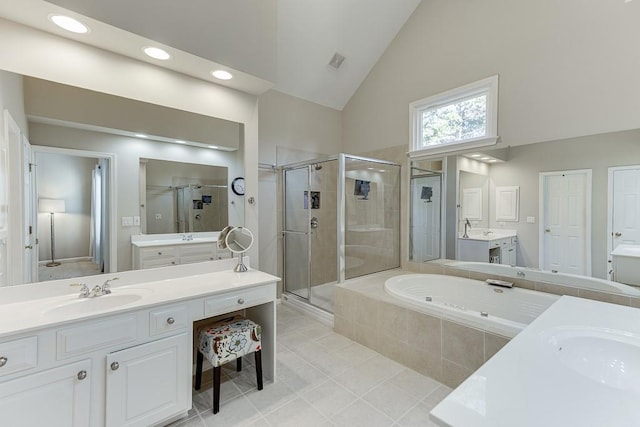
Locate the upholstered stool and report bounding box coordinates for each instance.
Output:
[195,316,263,414]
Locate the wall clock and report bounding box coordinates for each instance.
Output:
[231,177,245,196]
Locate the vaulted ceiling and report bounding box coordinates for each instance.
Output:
[0,0,422,110]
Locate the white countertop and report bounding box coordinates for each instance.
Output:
[431,296,640,427]
[611,244,640,258]
[131,237,218,247]
[458,229,516,242]
[0,260,279,338]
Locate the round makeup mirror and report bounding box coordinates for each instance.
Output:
[218,226,253,272]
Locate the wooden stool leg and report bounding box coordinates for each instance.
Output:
[236,357,242,372]
[195,351,203,390]
[213,366,221,414]
[254,350,263,391]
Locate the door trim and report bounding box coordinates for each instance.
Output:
[607,165,640,280]
[539,169,592,275]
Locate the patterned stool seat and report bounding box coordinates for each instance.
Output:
[195,315,263,414]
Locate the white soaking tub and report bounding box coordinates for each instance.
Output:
[384,274,559,337]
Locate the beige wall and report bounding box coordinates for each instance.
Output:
[343,0,640,154]
[257,90,342,279]
[487,129,640,279]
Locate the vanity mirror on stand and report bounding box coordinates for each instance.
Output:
[218,226,254,272]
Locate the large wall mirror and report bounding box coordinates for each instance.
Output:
[1,70,245,286]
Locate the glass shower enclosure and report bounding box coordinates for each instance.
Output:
[282,154,400,313]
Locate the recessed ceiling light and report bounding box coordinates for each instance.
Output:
[208,145,219,149]
[481,157,491,160]
[135,134,148,138]
[143,47,171,60]
[211,70,233,80]
[488,159,498,163]
[175,140,186,144]
[50,15,88,34]
[470,154,482,158]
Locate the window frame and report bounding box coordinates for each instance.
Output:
[409,75,499,157]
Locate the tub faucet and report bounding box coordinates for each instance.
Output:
[463,218,471,238]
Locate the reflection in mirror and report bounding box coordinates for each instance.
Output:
[410,159,443,262]
[140,159,229,234]
[0,70,245,286]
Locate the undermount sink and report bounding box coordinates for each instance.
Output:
[43,290,150,317]
[542,327,640,392]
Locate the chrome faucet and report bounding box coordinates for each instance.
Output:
[463,218,471,238]
[78,277,118,298]
[182,234,194,241]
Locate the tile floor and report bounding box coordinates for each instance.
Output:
[169,303,451,426]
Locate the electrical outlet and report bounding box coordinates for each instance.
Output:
[527,216,536,224]
[133,216,141,226]
[121,216,134,226]
[155,213,162,220]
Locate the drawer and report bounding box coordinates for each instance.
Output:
[149,304,188,336]
[490,240,501,248]
[141,258,177,269]
[215,249,232,260]
[0,336,37,377]
[180,244,216,257]
[180,254,215,264]
[204,285,274,317]
[57,315,138,359]
[140,247,177,260]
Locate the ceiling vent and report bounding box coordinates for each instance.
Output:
[328,52,346,70]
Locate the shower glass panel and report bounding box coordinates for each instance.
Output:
[283,166,311,300]
[344,156,401,280]
[410,167,443,262]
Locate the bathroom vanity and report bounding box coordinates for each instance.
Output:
[430,296,640,427]
[131,233,231,270]
[0,260,277,427]
[458,230,517,265]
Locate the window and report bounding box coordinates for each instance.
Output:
[409,75,499,157]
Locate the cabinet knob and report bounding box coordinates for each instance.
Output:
[77,370,87,380]
[0,356,7,367]
[237,298,245,305]
[111,362,120,371]
[171,261,175,265]
[166,317,175,325]
[158,251,162,255]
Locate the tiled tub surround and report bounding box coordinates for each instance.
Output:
[334,265,640,389]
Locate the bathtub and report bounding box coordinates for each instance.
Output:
[384,274,560,337]
[450,261,640,296]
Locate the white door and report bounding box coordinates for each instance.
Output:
[0,132,7,286]
[0,360,91,426]
[608,166,640,278]
[105,333,191,427]
[540,170,592,275]
[4,110,23,285]
[22,135,36,282]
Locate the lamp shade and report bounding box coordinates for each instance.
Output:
[39,198,66,213]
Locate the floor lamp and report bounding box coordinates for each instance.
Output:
[39,198,66,267]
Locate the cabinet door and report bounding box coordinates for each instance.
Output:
[0,359,91,427]
[105,333,191,427]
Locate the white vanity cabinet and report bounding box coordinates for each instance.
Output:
[0,359,92,427]
[105,333,191,427]
[132,242,231,270]
[0,265,279,427]
[458,235,517,265]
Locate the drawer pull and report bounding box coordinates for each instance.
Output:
[237,298,245,305]
[158,251,162,255]
[111,362,120,371]
[171,261,175,265]
[166,317,175,325]
[0,356,7,367]
[77,370,87,380]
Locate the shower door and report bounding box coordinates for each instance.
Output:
[283,166,311,300]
